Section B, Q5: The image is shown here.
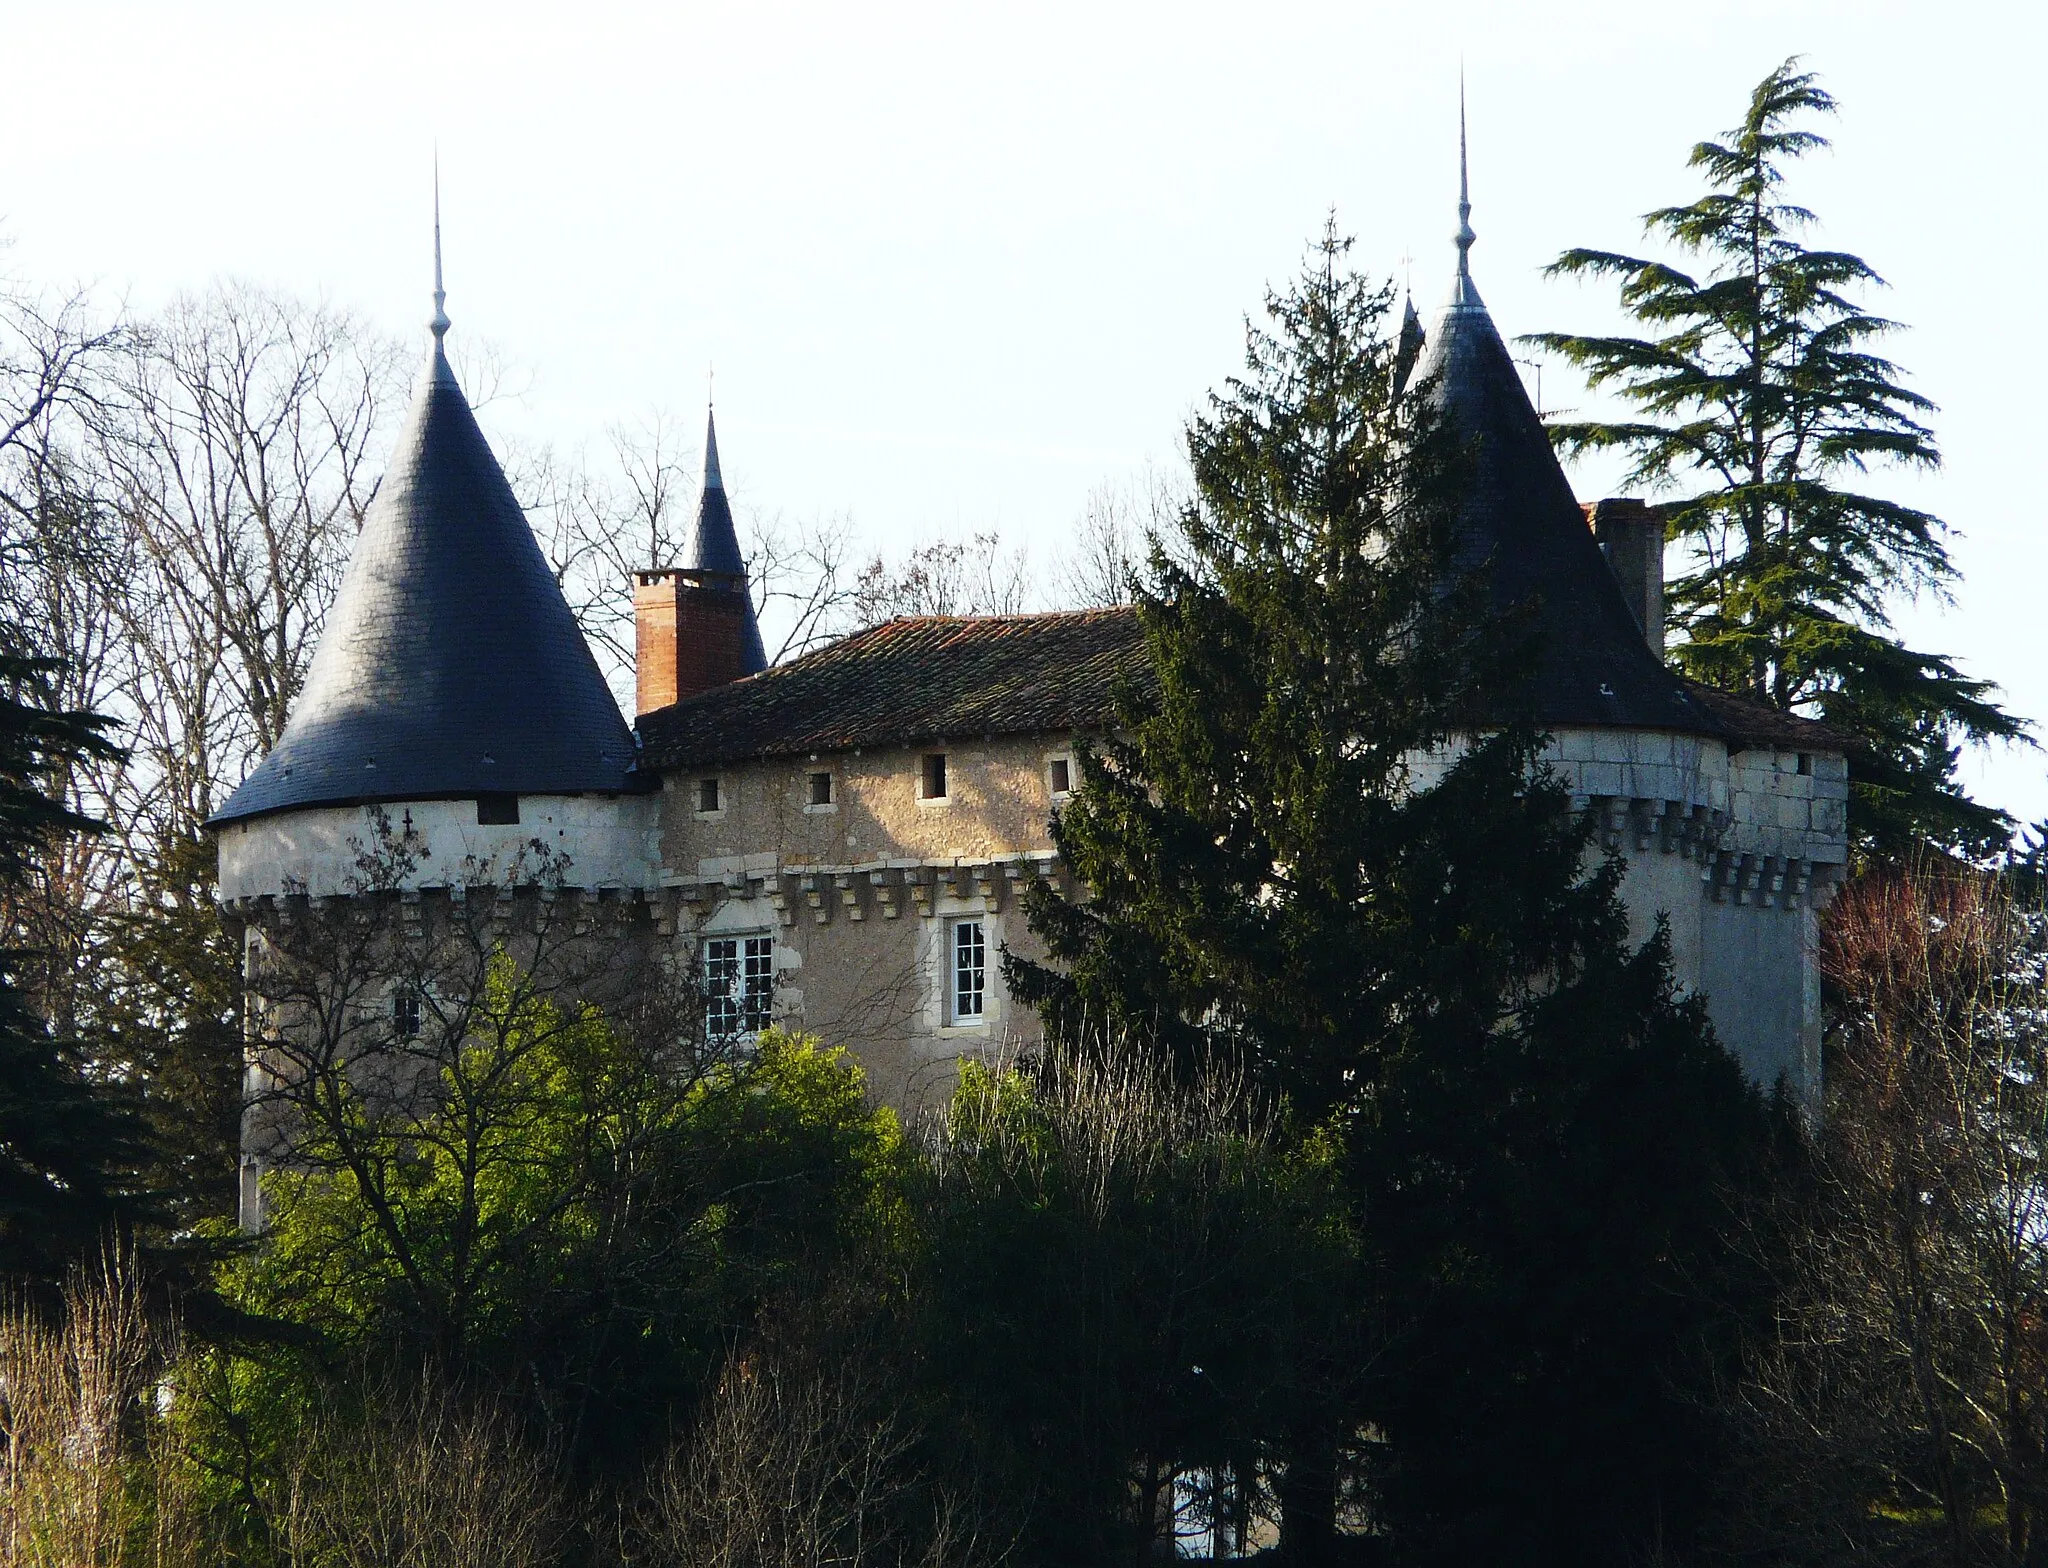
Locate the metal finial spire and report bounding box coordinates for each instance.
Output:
[430,152,451,342]
[1455,74,1476,280]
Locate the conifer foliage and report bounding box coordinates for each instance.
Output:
[1009,224,1772,1565]
[1008,220,1535,1107]
[0,642,149,1283]
[1531,60,2025,860]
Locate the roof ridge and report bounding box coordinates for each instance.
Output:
[876,604,1135,627]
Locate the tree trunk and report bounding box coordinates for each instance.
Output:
[1277,1440,1337,1565]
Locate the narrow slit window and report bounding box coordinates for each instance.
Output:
[698,776,721,813]
[1797,752,1813,776]
[921,752,948,801]
[809,770,834,806]
[951,918,986,1024]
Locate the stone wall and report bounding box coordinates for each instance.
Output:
[217,721,1848,1124]
[217,793,663,903]
[653,733,1079,1111]
[651,722,1846,1110]
[1545,727,1844,1102]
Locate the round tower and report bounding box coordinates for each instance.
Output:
[209,213,658,905]
[1411,99,1848,1101]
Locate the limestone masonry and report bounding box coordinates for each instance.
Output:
[211,192,1847,1220]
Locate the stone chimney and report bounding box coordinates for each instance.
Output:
[1583,498,1665,657]
[633,570,760,716]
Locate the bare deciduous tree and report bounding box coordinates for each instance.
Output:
[0,270,124,538]
[747,505,863,661]
[0,281,403,1125]
[1051,469,1188,610]
[271,1378,566,1568]
[0,274,131,1015]
[0,1251,200,1568]
[94,283,404,840]
[849,531,1032,628]
[635,1294,1005,1568]
[1723,869,2048,1566]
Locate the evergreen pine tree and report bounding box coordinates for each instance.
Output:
[0,638,151,1282]
[1530,59,2026,861]
[1007,225,1772,1566]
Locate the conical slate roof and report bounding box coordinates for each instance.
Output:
[1417,152,1716,736]
[683,408,767,675]
[211,340,636,824]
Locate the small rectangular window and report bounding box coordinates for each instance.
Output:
[698,776,721,813]
[951,918,986,1024]
[809,770,834,806]
[1797,752,1813,776]
[1048,757,1072,796]
[704,934,774,1041]
[476,793,520,825]
[921,752,948,801]
[392,989,423,1039]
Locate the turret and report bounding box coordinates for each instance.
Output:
[632,407,768,714]
[1411,91,1709,734]
[1408,95,1847,1103]
[209,190,655,900]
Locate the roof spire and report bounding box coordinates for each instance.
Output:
[682,403,767,676]
[703,402,724,492]
[1393,289,1425,400]
[430,152,451,343]
[1455,72,1476,282]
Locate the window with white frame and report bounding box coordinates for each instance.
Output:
[704,934,774,1041]
[950,917,986,1025]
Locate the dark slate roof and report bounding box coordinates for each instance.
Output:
[1417,259,1724,736]
[683,408,766,674]
[210,342,638,824]
[638,608,1151,768]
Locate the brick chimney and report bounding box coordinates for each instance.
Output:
[634,410,771,715]
[633,570,760,716]
[1583,498,1666,657]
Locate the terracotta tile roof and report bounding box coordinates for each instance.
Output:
[636,608,1154,768]
[1676,682,1849,754]
[635,603,1843,770]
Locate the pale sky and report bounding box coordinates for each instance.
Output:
[4,0,2040,828]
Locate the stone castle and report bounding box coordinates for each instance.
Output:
[211,184,1848,1211]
